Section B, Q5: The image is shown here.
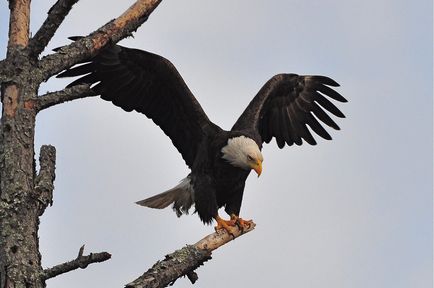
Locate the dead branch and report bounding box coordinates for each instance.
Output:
[36,84,97,111]
[34,145,56,214]
[36,0,162,82]
[126,223,256,288]
[28,0,80,58]
[42,245,111,281]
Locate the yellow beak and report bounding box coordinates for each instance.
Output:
[251,160,262,177]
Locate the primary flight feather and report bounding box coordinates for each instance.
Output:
[58,41,347,232]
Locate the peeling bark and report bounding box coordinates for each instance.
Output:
[3,85,19,117]
[7,0,31,52]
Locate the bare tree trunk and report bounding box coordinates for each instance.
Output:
[0,0,47,287]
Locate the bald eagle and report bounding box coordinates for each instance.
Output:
[58,43,347,232]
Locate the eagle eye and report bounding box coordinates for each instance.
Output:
[247,155,254,161]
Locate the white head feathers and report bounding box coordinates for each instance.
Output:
[221,136,263,170]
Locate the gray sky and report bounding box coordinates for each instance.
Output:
[0,1,432,287]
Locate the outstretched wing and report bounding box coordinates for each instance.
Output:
[232,74,347,147]
[58,44,219,167]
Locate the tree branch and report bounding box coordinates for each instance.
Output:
[27,0,80,58]
[34,145,56,214]
[36,0,162,82]
[36,84,97,112]
[42,245,111,281]
[126,223,256,288]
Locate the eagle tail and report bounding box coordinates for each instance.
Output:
[136,177,194,217]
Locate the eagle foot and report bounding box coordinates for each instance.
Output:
[230,214,253,233]
[214,216,237,238]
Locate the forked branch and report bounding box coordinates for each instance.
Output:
[42,245,111,281]
[28,0,80,58]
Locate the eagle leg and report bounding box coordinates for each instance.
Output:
[214,215,237,237]
[230,214,253,232]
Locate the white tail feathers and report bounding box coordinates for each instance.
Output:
[136,177,194,217]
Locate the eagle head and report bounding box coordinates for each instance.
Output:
[221,136,263,176]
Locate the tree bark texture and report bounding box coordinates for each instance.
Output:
[126,246,211,288]
[1,0,43,286]
[7,0,31,53]
[0,1,162,287]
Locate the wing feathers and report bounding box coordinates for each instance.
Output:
[233,73,346,148]
[58,44,218,167]
[314,92,346,118]
[305,113,332,140]
[316,83,347,102]
[272,108,285,148]
[289,104,316,145]
[311,103,340,130]
[281,108,294,146]
[287,105,303,145]
[309,75,340,87]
